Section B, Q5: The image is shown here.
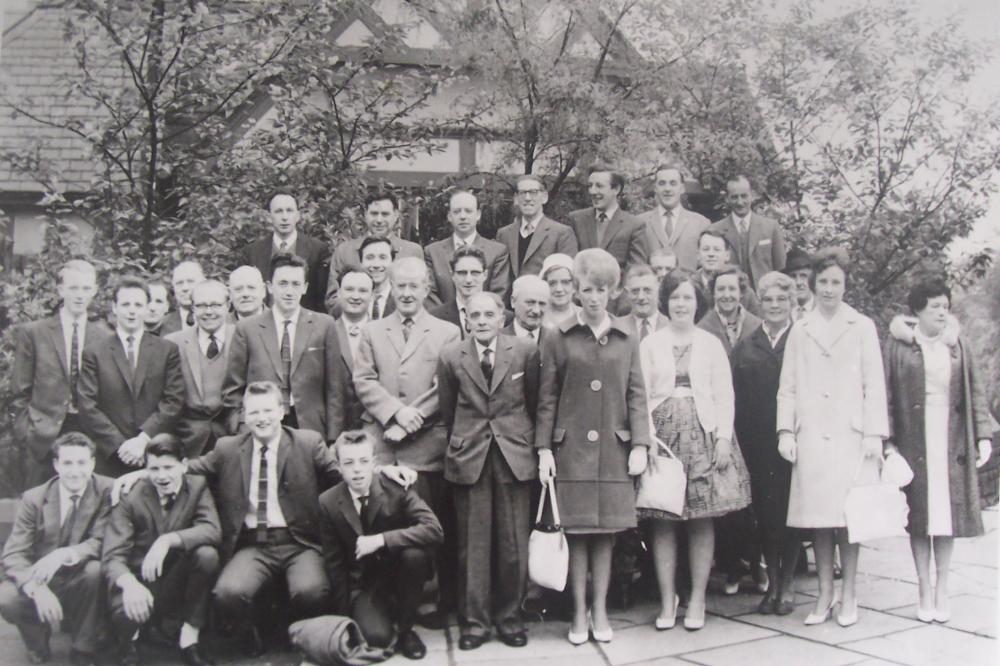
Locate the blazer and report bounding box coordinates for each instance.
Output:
[353,309,461,471]
[12,316,108,463]
[566,207,648,271]
[697,308,763,357]
[185,427,340,560]
[165,325,233,456]
[495,216,578,277]
[333,317,366,431]
[424,236,511,306]
[324,235,423,315]
[709,213,787,287]
[640,326,735,443]
[1,475,114,590]
[500,323,547,345]
[427,300,513,338]
[240,233,330,314]
[318,476,443,613]
[222,308,346,441]
[617,312,670,338]
[639,207,710,272]
[77,333,185,469]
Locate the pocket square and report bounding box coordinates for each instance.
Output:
[511,372,524,380]
[306,346,322,352]
[758,239,772,246]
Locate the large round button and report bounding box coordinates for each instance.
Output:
[587,430,599,442]
[590,380,602,391]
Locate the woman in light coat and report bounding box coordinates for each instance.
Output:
[776,248,889,627]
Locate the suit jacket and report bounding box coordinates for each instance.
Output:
[102,475,220,585]
[185,427,340,560]
[427,300,513,338]
[1,475,113,590]
[617,312,670,338]
[222,308,346,441]
[567,207,648,271]
[424,236,511,306]
[12,316,108,463]
[500,323,547,346]
[697,308,763,357]
[437,335,541,484]
[159,309,189,337]
[333,318,366,431]
[166,325,233,456]
[78,333,185,475]
[240,233,330,314]
[353,309,461,471]
[495,216,578,278]
[324,235,423,315]
[709,213,787,287]
[639,207,710,272]
[318,476,443,613]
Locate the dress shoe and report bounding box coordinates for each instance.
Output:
[682,607,706,631]
[68,650,97,666]
[119,641,140,666]
[26,645,51,664]
[655,595,679,630]
[933,608,951,624]
[589,616,613,643]
[458,634,488,650]
[836,600,859,627]
[567,627,589,645]
[397,630,427,660]
[804,595,838,626]
[498,631,528,648]
[181,645,216,666]
[417,610,446,630]
[774,599,796,616]
[757,597,776,615]
[722,579,740,596]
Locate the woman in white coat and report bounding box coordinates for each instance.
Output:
[776,248,889,627]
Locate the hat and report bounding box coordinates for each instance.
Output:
[540,253,575,279]
[783,247,812,274]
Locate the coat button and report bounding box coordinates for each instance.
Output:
[591,380,602,391]
[823,392,830,398]
[587,430,599,442]
[599,336,608,346]
[823,434,831,441]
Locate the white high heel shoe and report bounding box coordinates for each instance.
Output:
[804,594,839,626]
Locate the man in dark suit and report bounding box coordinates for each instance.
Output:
[709,175,786,289]
[12,259,107,486]
[166,280,233,456]
[78,276,185,478]
[143,279,171,337]
[567,164,648,274]
[103,434,220,666]
[159,261,206,337]
[335,270,374,431]
[495,175,577,278]
[222,253,347,441]
[639,162,710,272]
[325,192,423,315]
[424,190,510,306]
[693,229,762,316]
[228,266,267,322]
[241,192,329,313]
[319,431,442,659]
[437,292,541,650]
[503,275,549,344]
[359,236,397,321]
[0,433,112,666]
[428,246,512,337]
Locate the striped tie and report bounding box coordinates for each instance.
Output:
[256,443,270,543]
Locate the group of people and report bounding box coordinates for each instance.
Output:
[4,162,994,666]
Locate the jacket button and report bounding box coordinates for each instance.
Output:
[587,430,599,442]
[823,392,830,398]
[823,434,831,441]
[591,380,602,391]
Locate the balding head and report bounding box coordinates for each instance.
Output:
[171,261,205,308]
[191,280,229,334]
[511,275,549,331]
[229,265,266,318]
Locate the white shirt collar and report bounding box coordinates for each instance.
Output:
[115,327,143,349]
[59,307,87,329]
[733,212,751,230]
[273,230,297,250]
[763,320,791,347]
[272,306,300,330]
[58,481,85,519]
[348,485,372,501]
[474,337,498,359]
[520,212,544,234]
[634,311,658,329]
[596,203,619,220]
[512,319,538,339]
[253,434,281,454]
[658,205,680,220]
[453,232,478,248]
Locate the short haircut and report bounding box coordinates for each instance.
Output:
[112,275,150,302]
[449,244,487,272]
[244,380,282,403]
[468,291,504,311]
[58,259,97,285]
[726,174,752,191]
[757,271,796,298]
[511,275,549,301]
[623,263,656,284]
[51,431,96,459]
[334,429,375,455]
[268,191,297,209]
[907,275,952,314]
[358,236,396,262]
[654,161,687,180]
[340,270,374,288]
[698,228,734,253]
[588,163,626,192]
[390,257,429,284]
[146,276,170,292]
[229,265,264,285]
[709,265,750,296]
[649,249,676,262]
[573,248,621,290]
[449,189,478,208]
[808,247,851,291]
[365,190,399,210]
[659,269,708,321]
[191,279,228,303]
[269,253,308,280]
[145,433,184,462]
[515,174,545,190]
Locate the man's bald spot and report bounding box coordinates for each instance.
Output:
[173,260,205,280]
[230,265,264,286]
[467,291,503,313]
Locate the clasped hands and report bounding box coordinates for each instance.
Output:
[385,406,424,443]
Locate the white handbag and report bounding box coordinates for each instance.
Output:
[528,481,569,591]
[636,437,687,516]
[844,456,910,544]
[882,450,915,488]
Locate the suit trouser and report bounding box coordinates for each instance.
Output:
[352,547,432,648]
[109,546,219,643]
[0,559,106,654]
[452,444,530,637]
[413,471,457,611]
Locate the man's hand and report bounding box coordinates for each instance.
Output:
[977,439,992,469]
[111,470,149,506]
[628,447,648,476]
[32,586,63,625]
[394,407,424,433]
[120,576,154,624]
[538,449,556,483]
[383,424,408,443]
[713,438,732,471]
[380,465,417,488]
[29,547,76,584]
[140,535,176,583]
[117,436,148,468]
[778,433,797,464]
[355,534,385,559]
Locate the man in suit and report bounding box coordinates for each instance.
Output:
[495,175,577,278]
[143,280,171,337]
[325,191,423,315]
[428,245,512,337]
[222,253,346,441]
[693,229,762,316]
[567,164,647,274]
[241,192,329,313]
[160,261,205,336]
[649,250,677,282]
[620,264,670,338]
[424,190,510,306]
[103,434,220,666]
[437,292,541,650]
[640,162,710,272]
[360,236,396,321]
[335,270,374,430]
[709,175,786,289]
[503,275,548,344]
[782,247,814,321]
[319,431,443,659]
[353,257,461,623]
[229,266,267,322]
[166,280,233,456]
[0,433,112,666]
[78,276,185,477]
[12,259,107,486]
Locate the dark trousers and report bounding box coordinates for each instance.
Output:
[213,533,330,627]
[716,507,761,582]
[452,445,529,637]
[352,547,431,648]
[413,471,457,612]
[109,546,219,642]
[0,560,106,654]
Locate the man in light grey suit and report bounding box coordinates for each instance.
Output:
[495,175,577,278]
[640,162,710,272]
[709,175,786,289]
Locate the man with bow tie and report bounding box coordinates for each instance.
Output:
[335,270,375,430]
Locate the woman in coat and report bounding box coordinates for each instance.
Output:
[640,270,751,631]
[884,276,993,623]
[536,249,649,645]
[697,265,762,354]
[776,248,889,628]
[732,271,800,615]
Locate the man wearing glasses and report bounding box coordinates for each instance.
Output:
[495,175,577,279]
[166,280,234,456]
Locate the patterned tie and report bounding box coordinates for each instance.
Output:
[256,443,270,542]
[348,325,361,337]
[371,295,380,321]
[460,308,468,337]
[70,322,80,408]
[59,494,80,547]
[206,333,220,359]
[481,347,493,384]
[280,320,292,409]
[597,212,608,245]
[402,317,414,342]
[125,335,137,371]
[185,309,195,327]
[640,318,650,341]
[358,494,369,530]
[528,329,536,342]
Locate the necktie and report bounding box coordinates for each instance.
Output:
[206,333,220,359]
[640,318,650,341]
[348,325,360,337]
[664,210,674,239]
[460,308,468,336]
[70,322,80,407]
[402,317,414,342]
[125,335,137,370]
[279,241,288,253]
[597,212,608,244]
[256,443,270,541]
[162,492,176,514]
[280,320,292,409]
[371,295,380,321]
[185,309,195,327]
[527,329,536,341]
[481,347,493,384]
[60,494,80,546]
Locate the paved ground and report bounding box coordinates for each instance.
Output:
[2,509,995,665]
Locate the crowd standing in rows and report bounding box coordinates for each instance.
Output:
[3,163,994,666]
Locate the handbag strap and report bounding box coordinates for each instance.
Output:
[547,480,561,525]
[535,480,549,524]
[653,436,679,461]
[852,452,885,484]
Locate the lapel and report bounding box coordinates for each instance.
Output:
[41,480,62,550]
[522,217,551,267]
[290,310,312,374]
[109,336,135,394]
[801,306,856,354]
[717,216,740,256]
[182,329,205,400]
[364,476,386,531]
[334,319,354,372]
[163,477,191,534]
[400,312,430,364]
[384,313,407,359]
[137,481,167,537]
[669,209,688,246]
[746,213,766,256]
[46,317,70,377]
[648,209,670,251]
[579,209,599,249]
[257,314,284,376]
[460,337,489,395]
[68,477,99,546]
[490,336,515,393]
[600,209,625,250]
[336,484,363,536]
[275,429,292,487]
[239,434,254,509]
[133,334,154,396]
[384,294,396,317]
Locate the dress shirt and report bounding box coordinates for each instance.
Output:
[633,313,659,337]
[198,326,226,357]
[273,230,298,253]
[520,212,544,238]
[792,294,815,322]
[762,321,791,349]
[456,296,470,333]
[659,206,678,236]
[512,319,539,341]
[115,327,144,363]
[244,437,288,528]
[598,203,619,221]
[59,309,88,370]
[272,307,299,406]
[577,311,611,341]
[348,486,371,516]
[59,483,82,526]
[177,307,195,330]
[453,233,478,248]
[342,316,368,359]
[733,213,752,236]
[155,478,183,506]
[474,337,498,366]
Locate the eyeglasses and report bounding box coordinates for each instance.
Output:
[193,302,227,310]
[516,189,545,198]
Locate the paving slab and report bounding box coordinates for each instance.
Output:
[853,576,920,611]
[886,594,998,638]
[679,634,863,666]
[597,617,776,664]
[843,624,997,666]
[453,620,602,663]
[734,601,924,645]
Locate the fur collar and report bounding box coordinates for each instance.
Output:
[889,314,960,346]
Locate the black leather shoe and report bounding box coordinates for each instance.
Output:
[416,610,445,630]
[458,634,487,650]
[498,631,528,648]
[26,645,50,664]
[397,630,427,659]
[119,641,139,666]
[69,650,98,666]
[181,644,216,666]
